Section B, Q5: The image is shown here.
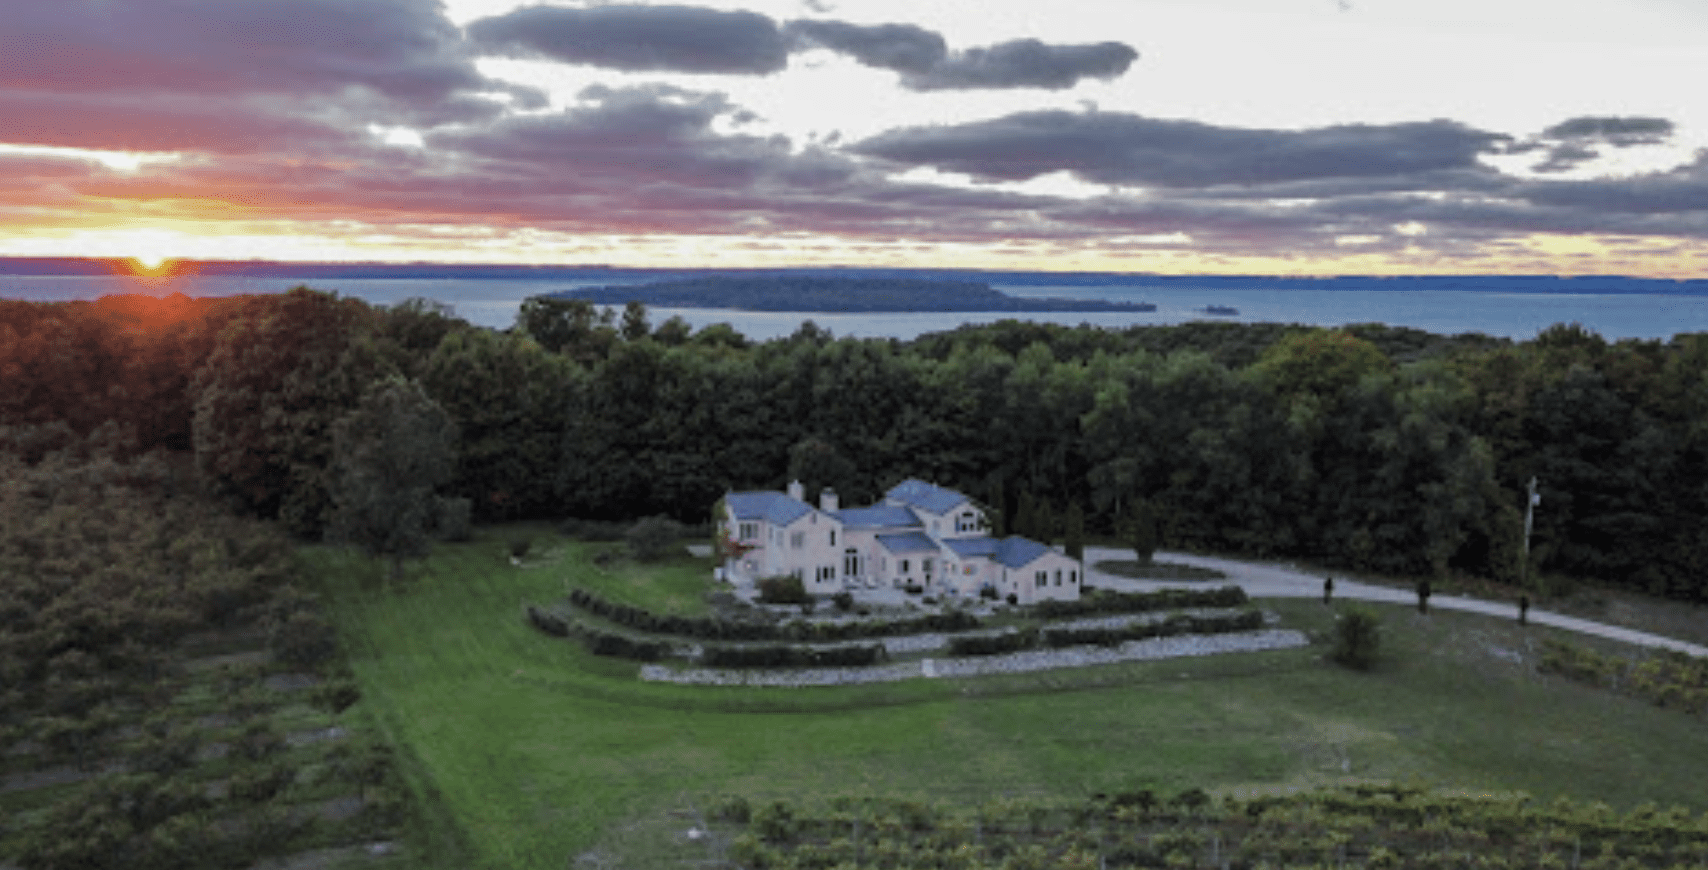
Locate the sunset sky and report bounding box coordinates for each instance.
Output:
[2,0,1706,275]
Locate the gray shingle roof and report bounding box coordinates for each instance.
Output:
[876,532,941,554]
[833,505,919,529]
[884,479,969,515]
[725,491,813,526]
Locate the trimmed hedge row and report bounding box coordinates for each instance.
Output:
[1041,610,1263,648]
[701,644,886,669]
[564,587,981,641]
[1032,585,1247,619]
[526,604,671,659]
[949,609,1264,656]
[526,605,569,637]
[948,629,1039,657]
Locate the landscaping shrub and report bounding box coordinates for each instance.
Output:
[525,605,569,637]
[1331,605,1381,670]
[625,514,685,562]
[432,495,472,542]
[509,537,532,559]
[832,591,854,611]
[758,574,810,604]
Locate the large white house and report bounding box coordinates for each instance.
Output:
[717,479,1082,604]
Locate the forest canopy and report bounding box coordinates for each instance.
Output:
[5,289,1708,600]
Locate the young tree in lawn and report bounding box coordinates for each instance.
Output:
[1125,498,1159,566]
[325,377,458,577]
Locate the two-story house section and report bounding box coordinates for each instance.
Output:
[720,481,843,591]
[718,478,1082,604]
[882,479,987,540]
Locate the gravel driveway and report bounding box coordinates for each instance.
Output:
[1084,547,1708,657]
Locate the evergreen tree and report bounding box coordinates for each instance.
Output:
[1063,502,1085,561]
[1013,491,1038,541]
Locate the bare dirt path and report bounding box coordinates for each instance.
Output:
[1083,546,1708,657]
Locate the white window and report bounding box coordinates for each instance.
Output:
[923,558,934,577]
[1055,569,1062,586]
[790,531,804,549]
[1069,570,1077,584]
[830,530,837,546]
[1035,571,1046,588]
[957,511,979,533]
[900,559,910,574]
[739,522,758,540]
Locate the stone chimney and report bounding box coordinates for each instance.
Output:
[786,479,804,501]
[819,488,839,512]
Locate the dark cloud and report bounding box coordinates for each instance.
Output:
[467,5,791,74]
[1517,152,1708,215]
[1541,116,1675,145]
[851,110,1507,187]
[428,84,856,194]
[785,22,1135,90]
[785,20,947,74]
[0,0,533,152]
[467,8,1134,89]
[1526,116,1677,174]
[0,0,526,121]
[903,39,1138,91]
[1530,142,1602,174]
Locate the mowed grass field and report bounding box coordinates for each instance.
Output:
[311,526,1708,870]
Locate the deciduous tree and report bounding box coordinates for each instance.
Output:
[324,377,457,575]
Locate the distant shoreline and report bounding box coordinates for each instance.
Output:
[547,276,1158,313]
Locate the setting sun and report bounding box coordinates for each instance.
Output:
[124,255,177,277]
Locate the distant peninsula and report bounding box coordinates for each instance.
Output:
[548,276,1158,313]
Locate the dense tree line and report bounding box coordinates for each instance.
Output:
[6,290,1708,599]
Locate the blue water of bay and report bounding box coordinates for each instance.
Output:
[4,274,1705,342]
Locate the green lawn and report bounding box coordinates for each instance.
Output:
[314,526,1708,870]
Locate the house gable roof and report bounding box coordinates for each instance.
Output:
[885,479,970,515]
[725,491,813,526]
[993,536,1051,569]
[833,505,919,530]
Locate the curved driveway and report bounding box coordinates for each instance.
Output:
[1083,546,1708,658]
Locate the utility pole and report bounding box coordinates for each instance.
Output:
[1521,476,1539,591]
